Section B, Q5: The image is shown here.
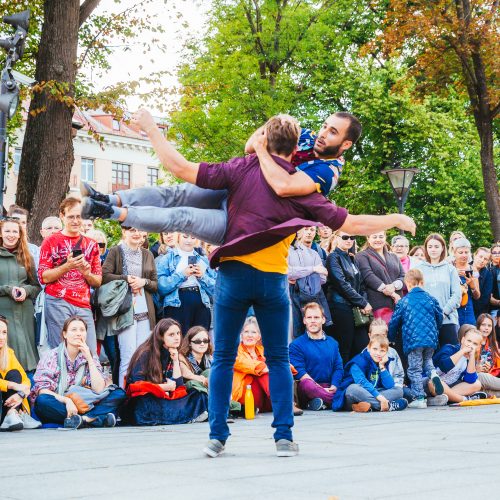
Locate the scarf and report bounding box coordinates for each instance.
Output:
[56,343,87,396]
[187,352,212,375]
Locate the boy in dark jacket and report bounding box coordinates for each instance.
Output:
[388,269,445,408]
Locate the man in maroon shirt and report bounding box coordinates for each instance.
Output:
[38,198,102,353]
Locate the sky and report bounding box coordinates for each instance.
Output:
[81,0,210,114]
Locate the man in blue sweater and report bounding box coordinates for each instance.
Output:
[289,302,343,410]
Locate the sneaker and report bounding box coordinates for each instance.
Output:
[430,370,445,396]
[352,402,371,413]
[276,439,299,457]
[388,398,408,412]
[427,394,449,406]
[19,412,42,429]
[192,411,209,423]
[203,439,225,458]
[293,405,304,416]
[80,181,110,203]
[0,411,24,432]
[464,391,488,401]
[103,413,117,428]
[64,414,83,430]
[306,397,325,411]
[408,397,427,409]
[81,197,114,220]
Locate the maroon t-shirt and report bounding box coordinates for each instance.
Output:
[196,154,348,268]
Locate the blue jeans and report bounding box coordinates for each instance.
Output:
[209,261,294,442]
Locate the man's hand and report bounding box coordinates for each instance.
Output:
[77,259,91,277]
[377,395,390,411]
[66,253,86,271]
[394,214,416,236]
[131,108,157,134]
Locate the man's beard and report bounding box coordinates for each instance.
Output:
[314,142,342,158]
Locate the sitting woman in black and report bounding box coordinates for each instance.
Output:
[123,318,208,425]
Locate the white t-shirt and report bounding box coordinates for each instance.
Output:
[175,249,207,288]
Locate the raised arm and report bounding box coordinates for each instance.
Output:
[253,132,317,197]
[339,214,416,236]
[132,109,200,184]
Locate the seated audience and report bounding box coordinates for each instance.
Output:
[289,302,343,410]
[332,335,407,412]
[389,269,445,408]
[471,316,500,393]
[32,316,125,429]
[123,319,208,425]
[430,327,486,403]
[0,316,41,431]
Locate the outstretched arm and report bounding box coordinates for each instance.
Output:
[132,109,199,184]
[339,214,416,236]
[253,131,317,197]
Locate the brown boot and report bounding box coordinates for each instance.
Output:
[293,404,304,416]
[352,402,371,413]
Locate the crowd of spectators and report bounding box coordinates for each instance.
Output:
[1,196,499,432]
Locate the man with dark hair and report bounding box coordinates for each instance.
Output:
[38,198,102,352]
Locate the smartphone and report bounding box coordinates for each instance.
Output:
[14,289,23,299]
[464,270,473,278]
[188,255,198,266]
[72,249,83,258]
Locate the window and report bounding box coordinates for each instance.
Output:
[81,158,95,182]
[13,148,22,174]
[112,119,120,131]
[147,167,159,186]
[112,162,130,191]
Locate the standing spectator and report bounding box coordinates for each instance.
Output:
[86,229,108,264]
[318,226,334,254]
[447,230,466,262]
[288,228,330,338]
[472,247,493,319]
[453,238,480,326]
[6,205,39,260]
[102,226,158,387]
[289,302,343,410]
[388,269,445,408]
[150,232,176,259]
[0,219,41,372]
[81,219,94,234]
[156,233,216,334]
[38,198,102,353]
[326,231,372,361]
[490,244,500,324]
[409,245,425,263]
[31,216,63,269]
[355,231,404,324]
[391,235,416,272]
[417,233,461,346]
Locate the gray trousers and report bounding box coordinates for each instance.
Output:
[118,184,228,245]
[44,295,97,354]
[407,347,435,398]
[478,372,500,392]
[344,384,403,411]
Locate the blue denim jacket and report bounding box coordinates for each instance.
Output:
[155,248,216,309]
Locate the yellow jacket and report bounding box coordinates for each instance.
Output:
[0,348,31,413]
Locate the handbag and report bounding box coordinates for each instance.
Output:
[353,307,373,327]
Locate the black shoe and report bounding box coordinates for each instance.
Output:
[64,414,83,430]
[464,391,488,401]
[81,197,114,220]
[80,181,110,203]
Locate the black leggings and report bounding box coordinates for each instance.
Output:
[0,369,22,423]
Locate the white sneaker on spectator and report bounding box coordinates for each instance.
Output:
[427,394,448,406]
[0,411,24,432]
[19,412,42,429]
[408,397,427,409]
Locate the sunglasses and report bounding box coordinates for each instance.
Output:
[191,339,210,345]
[340,235,356,241]
[98,242,106,248]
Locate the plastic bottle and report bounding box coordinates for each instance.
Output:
[244,384,255,420]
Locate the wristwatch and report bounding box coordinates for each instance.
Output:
[17,391,26,399]
[144,279,150,287]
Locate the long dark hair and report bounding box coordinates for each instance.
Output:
[476,313,500,360]
[126,318,181,384]
[179,326,213,357]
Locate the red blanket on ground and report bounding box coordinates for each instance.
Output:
[126,381,187,400]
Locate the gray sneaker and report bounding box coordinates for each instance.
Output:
[191,411,209,423]
[203,439,225,458]
[276,439,299,457]
[19,412,42,429]
[0,411,24,432]
[427,394,448,406]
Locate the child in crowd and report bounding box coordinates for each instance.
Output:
[430,328,487,403]
[332,335,408,412]
[367,319,404,390]
[388,269,445,408]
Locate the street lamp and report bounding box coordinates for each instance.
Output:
[382,164,419,234]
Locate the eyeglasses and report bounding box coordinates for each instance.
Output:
[393,245,409,249]
[98,242,106,248]
[191,339,210,345]
[340,235,356,240]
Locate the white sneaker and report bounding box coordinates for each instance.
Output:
[191,411,209,423]
[408,397,427,409]
[427,394,449,406]
[19,412,42,429]
[0,411,24,432]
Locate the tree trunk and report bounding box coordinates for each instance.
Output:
[16,0,80,245]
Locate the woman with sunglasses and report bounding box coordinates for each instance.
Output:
[0,219,41,373]
[102,226,158,388]
[326,231,372,362]
[180,326,212,387]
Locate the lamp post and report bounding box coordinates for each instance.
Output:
[0,10,30,214]
[382,164,419,234]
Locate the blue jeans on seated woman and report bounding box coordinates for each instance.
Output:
[208,261,294,443]
[34,389,126,425]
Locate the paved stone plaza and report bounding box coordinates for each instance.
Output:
[2,405,499,500]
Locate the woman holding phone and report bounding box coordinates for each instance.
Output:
[156,233,216,334]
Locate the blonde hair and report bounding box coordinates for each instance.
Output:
[368,334,389,350]
[265,114,301,156]
[369,319,388,335]
[404,268,424,287]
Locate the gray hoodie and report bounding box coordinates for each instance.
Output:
[415,260,461,325]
